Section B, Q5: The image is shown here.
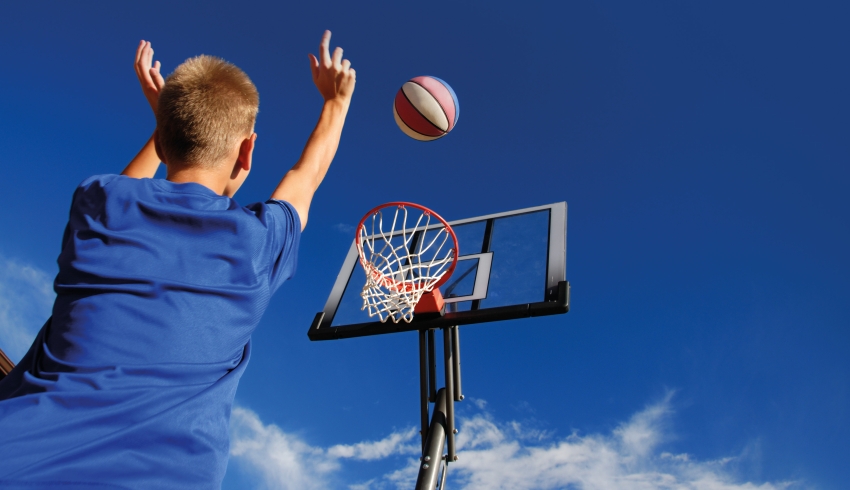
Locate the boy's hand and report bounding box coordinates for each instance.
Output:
[135,40,165,114]
[308,31,356,104]
[273,31,356,229]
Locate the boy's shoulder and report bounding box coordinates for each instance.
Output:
[77,173,121,190]
[71,174,298,223]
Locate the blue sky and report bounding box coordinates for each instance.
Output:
[1,1,848,489]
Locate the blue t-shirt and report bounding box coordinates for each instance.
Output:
[0,175,301,488]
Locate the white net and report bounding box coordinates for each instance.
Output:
[357,205,456,323]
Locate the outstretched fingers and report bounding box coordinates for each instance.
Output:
[309,30,355,102]
[134,40,147,80]
[135,41,154,85]
[134,40,163,113]
[319,30,332,67]
[150,61,165,91]
[308,53,320,83]
[332,46,343,68]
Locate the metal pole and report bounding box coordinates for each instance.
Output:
[442,327,457,461]
[428,329,437,402]
[451,326,463,401]
[438,460,449,489]
[419,329,429,450]
[415,388,447,490]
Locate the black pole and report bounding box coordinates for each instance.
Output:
[428,329,437,402]
[451,325,463,401]
[442,327,456,461]
[418,329,429,450]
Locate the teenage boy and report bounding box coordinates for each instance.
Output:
[0,31,354,488]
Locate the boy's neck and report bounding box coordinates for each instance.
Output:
[159,135,253,198]
[166,165,228,196]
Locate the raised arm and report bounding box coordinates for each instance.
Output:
[271,31,356,230]
[122,40,166,179]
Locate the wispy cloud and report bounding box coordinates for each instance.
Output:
[327,427,419,461]
[334,223,356,235]
[0,253,54,362]
[438,392,790,490]
[229,394,800,490]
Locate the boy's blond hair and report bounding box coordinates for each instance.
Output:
[157,55,259,168]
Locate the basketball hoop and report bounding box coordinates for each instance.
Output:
[356,202,458,323]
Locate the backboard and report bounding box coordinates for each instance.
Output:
[308,202,568,340]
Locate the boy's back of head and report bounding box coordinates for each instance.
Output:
[157,55,259,169]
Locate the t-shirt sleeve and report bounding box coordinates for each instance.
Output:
[262,199,302,293]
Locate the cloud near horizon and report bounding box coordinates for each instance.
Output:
[229,393,800,490]
[0,254,54,362]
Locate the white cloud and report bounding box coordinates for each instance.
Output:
[410,393,794,490]
[0,254,54,362]
[468,397,488,410]
[230,407,340,490]
[228,394,801,490]
[327,427,419,460]
[334,223,356,234]
[229,407,418,490]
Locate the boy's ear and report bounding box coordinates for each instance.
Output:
[153,128,166,165]
[237,133,257,171]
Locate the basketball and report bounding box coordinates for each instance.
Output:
[393,76,459,141]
